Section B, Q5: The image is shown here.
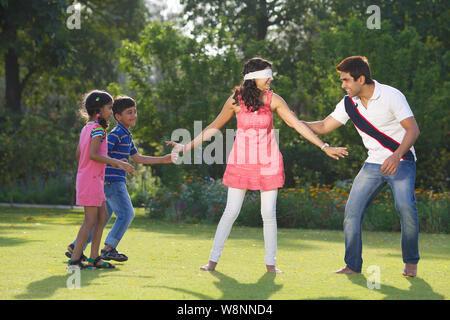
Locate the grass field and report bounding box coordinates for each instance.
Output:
[0,206,448,300]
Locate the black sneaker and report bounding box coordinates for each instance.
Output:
[101,248,128,262]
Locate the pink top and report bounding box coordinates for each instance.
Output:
[76,121,108,207]
[223,90,285,191]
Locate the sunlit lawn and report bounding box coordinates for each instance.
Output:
[0,206,448,300]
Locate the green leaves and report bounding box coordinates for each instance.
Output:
[1,0,447,193]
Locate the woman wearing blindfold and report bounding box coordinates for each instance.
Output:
[167,57,348,274]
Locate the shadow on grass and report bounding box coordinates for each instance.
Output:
[152,271,283,300]
[15,267,118,299]
[346,273,444,300]
[0,236,39,247]
[312,274,444,300]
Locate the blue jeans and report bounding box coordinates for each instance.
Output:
[72,181,135,249]
[343,161,420,272]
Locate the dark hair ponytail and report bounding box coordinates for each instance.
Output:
[80,90,113,129]
[233,57,272,112]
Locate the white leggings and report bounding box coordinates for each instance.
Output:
[209,187,278,266]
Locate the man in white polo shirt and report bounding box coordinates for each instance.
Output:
[304,56,420,277]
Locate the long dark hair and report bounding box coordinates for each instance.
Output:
[79,90,113,129]
[233,57,272,112]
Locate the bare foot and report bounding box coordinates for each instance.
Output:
[266,265,283,274]
[332,266,360,274]
[402,263,417,277]
[200,261,217,271]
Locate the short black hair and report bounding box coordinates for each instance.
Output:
[336,56,374,85]
[113,95,136,116]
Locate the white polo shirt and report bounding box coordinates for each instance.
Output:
[330,80,417,164]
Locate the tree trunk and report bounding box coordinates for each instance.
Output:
[256,14,269,40]
[9,179,14,206]
[5,47,22,113]
[256,0,269,41]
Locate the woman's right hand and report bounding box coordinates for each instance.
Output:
[165,141,185,153]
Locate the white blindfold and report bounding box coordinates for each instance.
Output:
[243,69,273,80]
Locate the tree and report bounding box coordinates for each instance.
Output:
[0,0,151,203]
[180,0,316,56]
[116,21,244,187]
[0,0,149,114]
[294,17,449,189]
[0,0,67,113]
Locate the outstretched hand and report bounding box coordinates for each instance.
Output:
[165,141,185,153]
[323,146,348,160]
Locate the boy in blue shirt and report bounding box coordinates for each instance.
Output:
[66,95,176,262]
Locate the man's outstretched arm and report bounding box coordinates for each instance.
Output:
[303,115,343,135]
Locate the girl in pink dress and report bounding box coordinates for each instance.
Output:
[167,57,348,273]
[68,90,135,270]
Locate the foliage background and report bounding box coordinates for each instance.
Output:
[0,0,448,206]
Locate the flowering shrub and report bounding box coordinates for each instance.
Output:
[146,176,449,234]
[147,174,227,224]
[0,173,75,205]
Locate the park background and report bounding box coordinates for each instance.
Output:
[0,0,448,233]
[0,0,449,301]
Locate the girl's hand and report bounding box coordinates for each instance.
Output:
[117,159,135,174]
[323,146,348,160]
[165,141,185,153]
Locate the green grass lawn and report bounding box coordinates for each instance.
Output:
[0,206,448,300]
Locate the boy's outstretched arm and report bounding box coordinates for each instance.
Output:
[131,153,176,165]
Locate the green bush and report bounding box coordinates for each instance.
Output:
[127,165,160,208]
[147,174,227,224]
[0,174,75,205]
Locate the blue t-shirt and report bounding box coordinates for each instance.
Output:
[105,122,138,182]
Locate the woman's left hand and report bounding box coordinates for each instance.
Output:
[323,146,348,160]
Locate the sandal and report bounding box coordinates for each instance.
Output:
[65,244,88,262]
[87,257,115,269]
[67,259,92,270]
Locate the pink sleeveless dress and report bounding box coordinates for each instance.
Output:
[222,90,285,191]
